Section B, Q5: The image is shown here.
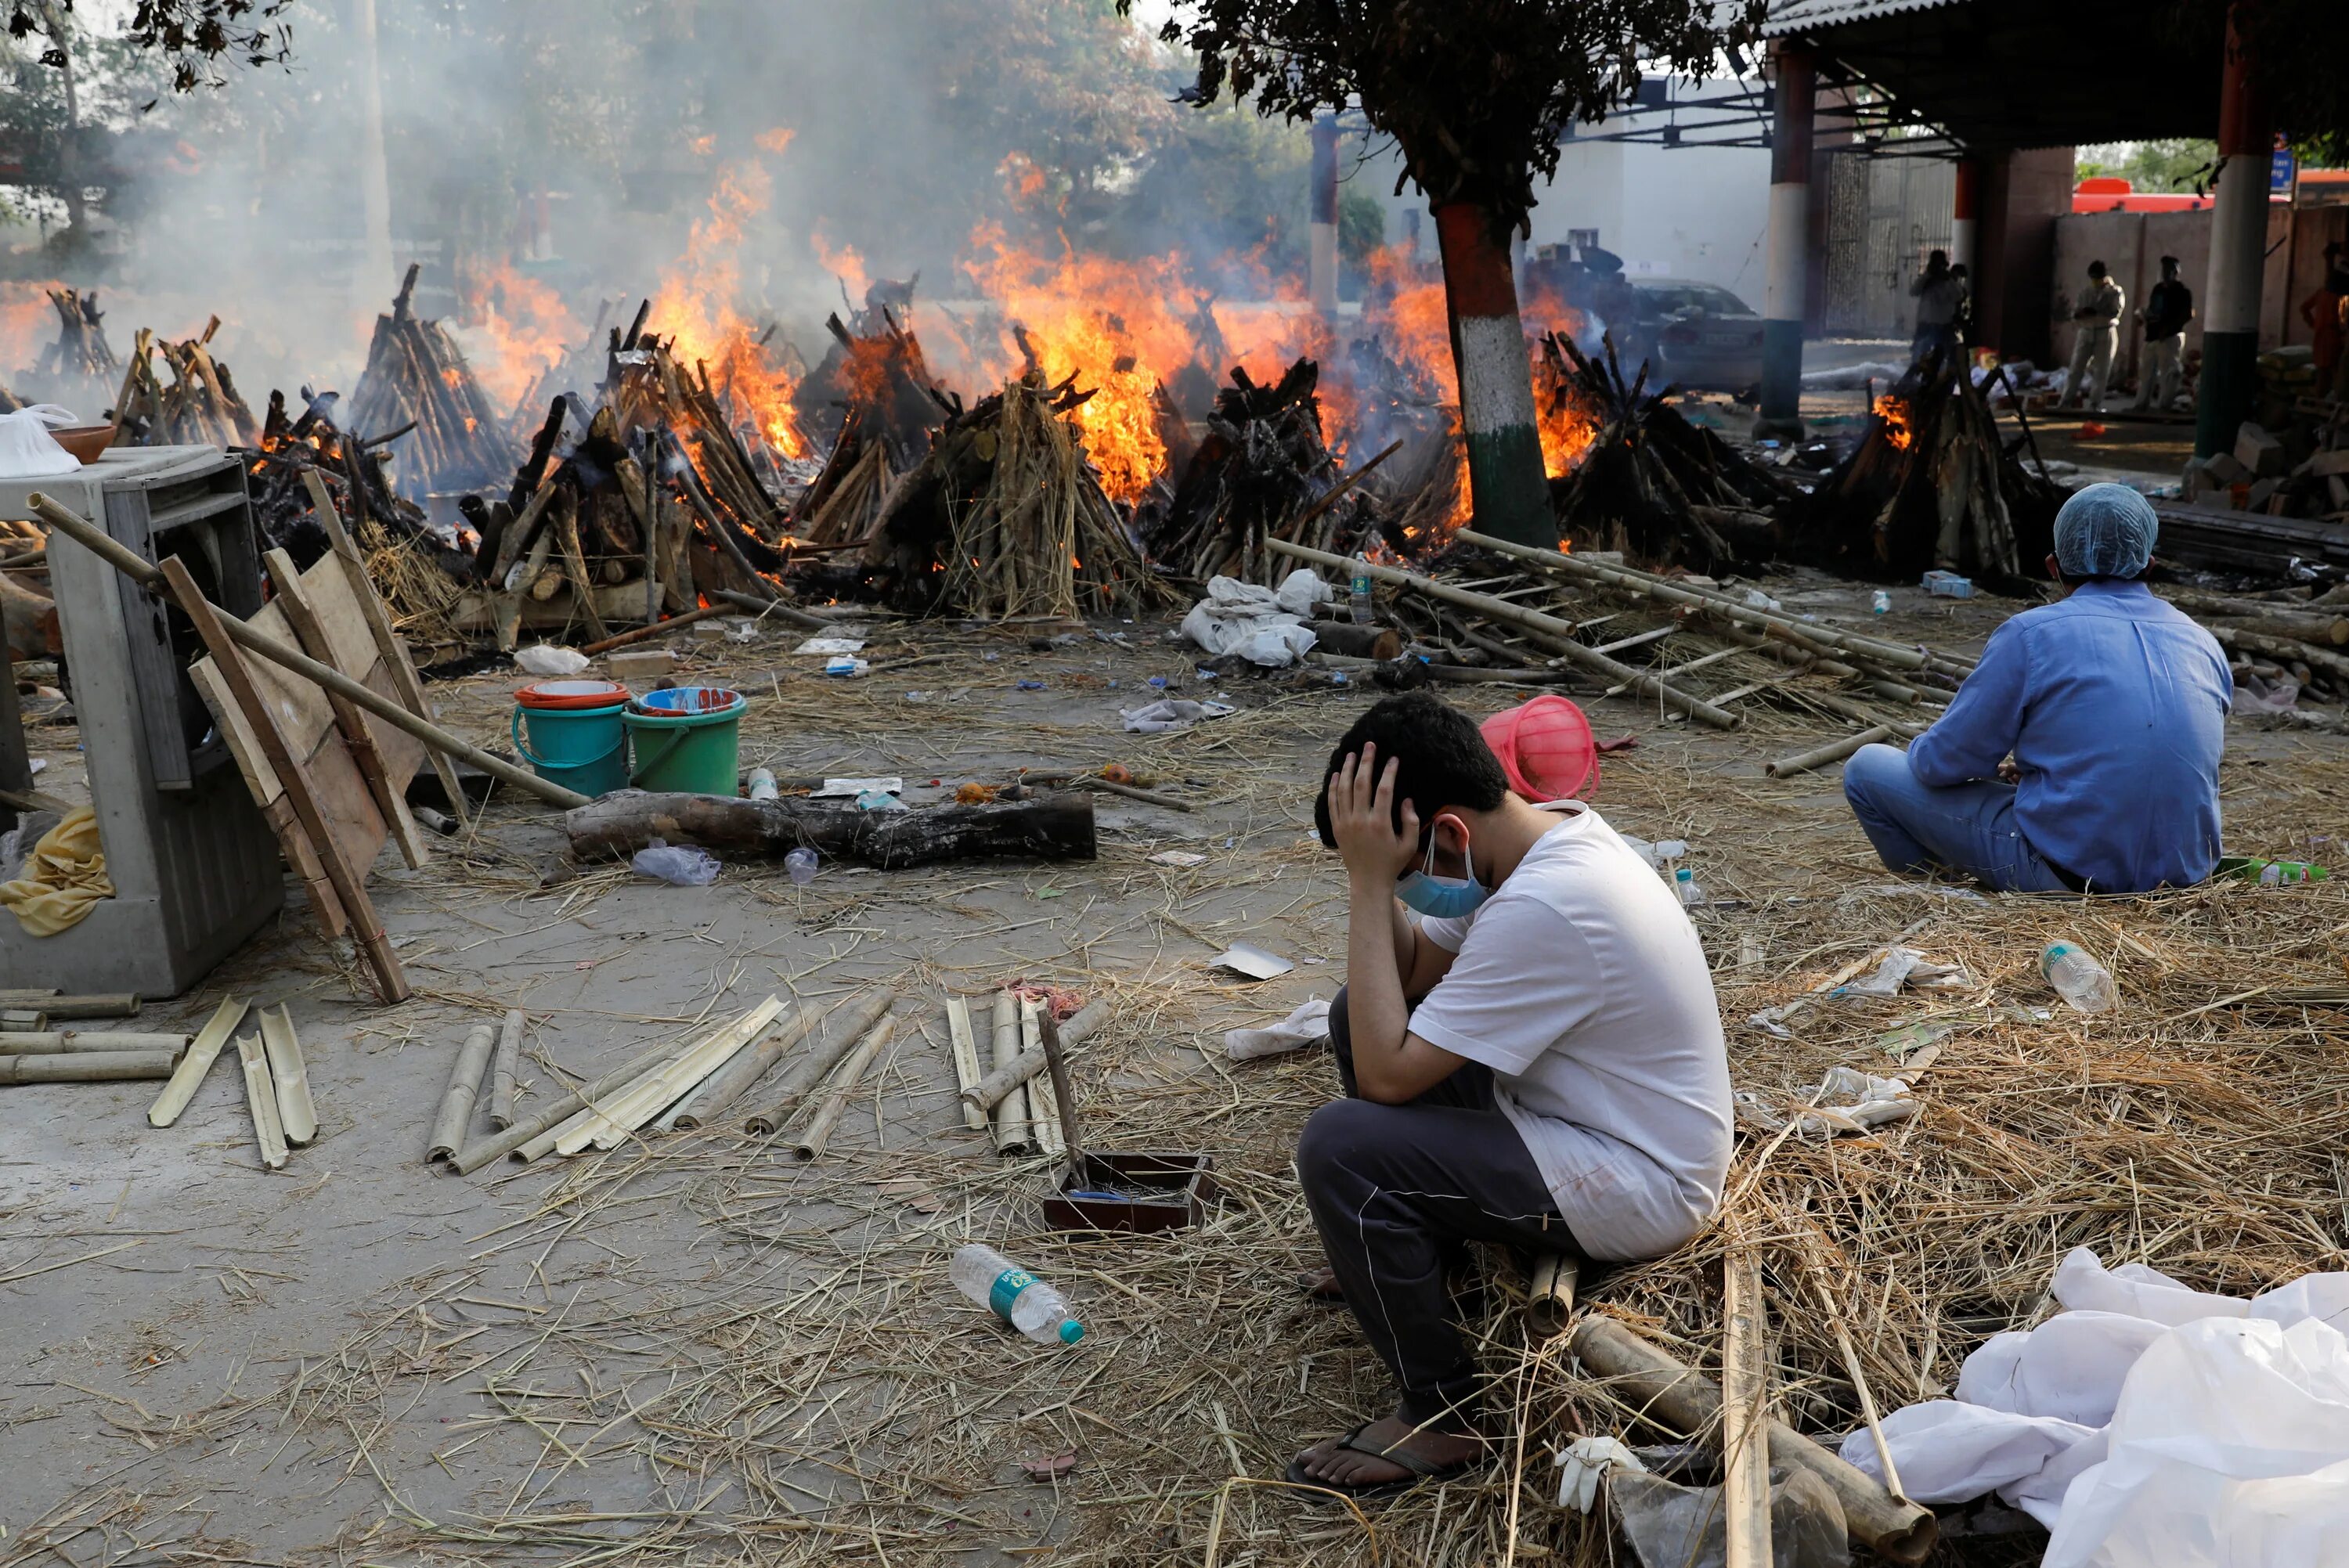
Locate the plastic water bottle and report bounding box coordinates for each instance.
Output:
[1673,867,1706,907]
[1350,553,1375,625]
[951,1244,1084,1345]
[748,766,778,802]
[1871,590,1892,615]
[2041,940,2117,1014]
[784,846,819,885]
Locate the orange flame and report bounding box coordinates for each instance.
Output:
[648,145,808,460]
[453,261,580,413]
[1875,393,1914,450]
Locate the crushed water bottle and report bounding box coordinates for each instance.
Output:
[951,1243,1084,1346]
[1871,590,1892,615]
[1349,553,1375,625]
[1673,867,1706,907]
[748,766,779,802]
[784,846,819,885]
[2041,939,2117,1014]
[632,839,720,886]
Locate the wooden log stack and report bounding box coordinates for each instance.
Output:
[113,317,258,449]
[1147,359,1370,586]
[344,265,514,503]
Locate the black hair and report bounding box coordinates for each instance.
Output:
[2088,260,2109,277]
[1927,248,1948,268]
[1312,691,1509,851]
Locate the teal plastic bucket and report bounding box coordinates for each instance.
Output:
[513,679,633,798]
[624,687,746,795]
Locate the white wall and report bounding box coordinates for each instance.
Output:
[1348,85,1773,306]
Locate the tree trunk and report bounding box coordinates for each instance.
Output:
[1433,202,1553,547]
[565,790,1097,870]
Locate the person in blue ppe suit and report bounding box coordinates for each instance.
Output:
[1844,484,2232,892]
[1285,691,1730,1498]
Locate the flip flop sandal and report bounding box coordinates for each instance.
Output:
[1282,1422,1485,1500]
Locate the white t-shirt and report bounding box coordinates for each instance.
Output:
[1414,804,1731,1261]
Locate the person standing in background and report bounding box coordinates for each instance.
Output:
[2135,255,2194,412]
[2304,243,2347,403]
[2062,261,2125,413]
[1908,249,1966,366]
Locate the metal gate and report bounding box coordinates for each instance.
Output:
[1820,150,1956,339]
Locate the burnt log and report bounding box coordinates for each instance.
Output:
[565,790,1097,869]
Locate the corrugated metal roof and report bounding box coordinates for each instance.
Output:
[1762,0,1965,37]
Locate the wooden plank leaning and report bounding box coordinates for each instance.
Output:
[27,492,587,810]
[157,555,410,1004]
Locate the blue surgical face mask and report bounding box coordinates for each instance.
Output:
[1395,823,1488,918]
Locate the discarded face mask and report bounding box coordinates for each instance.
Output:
[1734,1065,1918,1139]
[1834,946,1970,998]
[1120,698,1235,734]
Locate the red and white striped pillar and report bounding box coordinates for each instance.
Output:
[1951,157,1982,276]
[1757,42,1817,438]
[1309,114,1340,323]
[1433,201,1554,546]
[2197,2,2271,458]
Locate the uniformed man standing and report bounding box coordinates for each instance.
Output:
[2134,256,2194,413]
[2062,260,2125,413]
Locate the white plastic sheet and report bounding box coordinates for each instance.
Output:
[1178,571,1333,666]
[1840,1249,2349,1563]
[0,405,81,479]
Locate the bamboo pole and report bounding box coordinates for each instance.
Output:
[1765,726,1897,780]
[148,999,247,1126]
[741,989,898,1137]
[790,1011,900,1160]
[1564,1315,1937,1563]
[0,991,139,1019]
[944,997,989,1132]
[1721,1245,1773,1568]
[988,991,1031,1156]
[1454,527,1979,679]
[1,1010,47,1032]
[2209,623,2349,683]
[1020,998,1066,1160]
[0,1031,189,1055]
[27,493,590,810]
[665,1004,817,1131]
[426,1023,497,1162]
[453,1038,679,1174]
[259,1005,317,1148]
[1261,539,1740,729]
[0,1051,179,1084]
[961,998,1110,1115]
[488,1008,524,1131]
[1806,1263,1906,1503]
[1525,1254,1579,1339]
[547,997,786,1155]
[235,1033,288,1170]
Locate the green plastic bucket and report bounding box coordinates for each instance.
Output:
[625,687,746,795]
[513,679,633,798]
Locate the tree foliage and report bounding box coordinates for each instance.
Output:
[2163,1,2349,164]
[2077,139,2219,195]
[1131,0,1765,234]
[9,0,290,92]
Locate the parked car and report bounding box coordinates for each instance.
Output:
[1626,279,1765,392]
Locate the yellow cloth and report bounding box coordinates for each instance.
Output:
[0,806,113,935]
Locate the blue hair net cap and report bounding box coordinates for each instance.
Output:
[2052,483,2158,579]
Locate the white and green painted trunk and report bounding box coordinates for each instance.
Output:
[1434,202,1554,546]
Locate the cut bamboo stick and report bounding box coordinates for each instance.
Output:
[944,997,988,1132]
[791,1011,900,1160]
[667,1003,819,1130]
[456,1038,680,1174]
[488,1008,524,1131]
[1525,1253,1580,1339]
[961,998,1110,1114]
[741,989,899,1136]
[2,1009,48,1032]
[562,996,785,1154]
[427,1023,498,1162]
[989,990,1031,1155]
[1020,998,1066,1160]
[1722,1244,1773,1568]
[0,1051,180,1084]
[147,997,248,1127]
[235,1033,288,1170]
[0,1031,189,1055]
[1766,725,1896,780]
[1807,1263,1906,1502]
[259,1005,317,1147]
[0,991,140,1020]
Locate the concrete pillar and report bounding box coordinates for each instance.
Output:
[1433,201,1553,546]
[1309,115,1340,322]
[1951,157,1982,275]
[2196,2,2271,458]
[350,0,395,323]
[1757,43,1817,438]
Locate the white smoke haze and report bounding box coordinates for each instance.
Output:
[0,0,1384,436]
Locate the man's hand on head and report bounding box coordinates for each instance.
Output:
[1325,744,1422,889]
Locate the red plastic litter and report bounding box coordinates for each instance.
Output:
[1480,694,1599,802]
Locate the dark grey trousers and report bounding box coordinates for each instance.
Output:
[1297,985,1575,1426]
